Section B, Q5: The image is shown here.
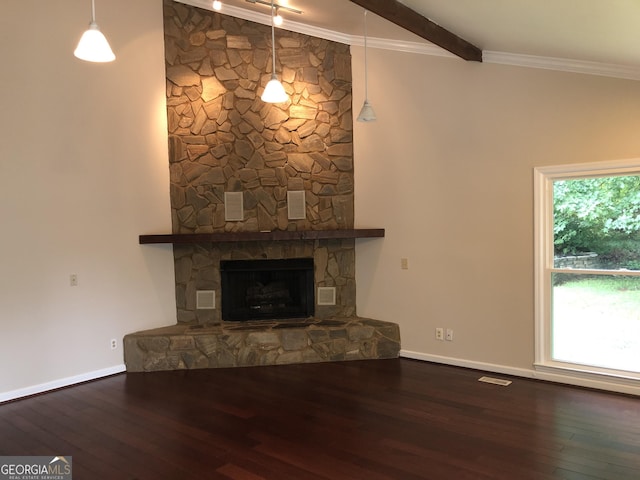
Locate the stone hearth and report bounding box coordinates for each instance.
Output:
[124,318,400,372]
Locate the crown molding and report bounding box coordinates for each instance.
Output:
[173,0,640,81]
[483,51,640,81]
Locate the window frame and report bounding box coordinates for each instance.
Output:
[534,159,640,385]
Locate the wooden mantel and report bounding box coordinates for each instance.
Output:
[139,229,385,245]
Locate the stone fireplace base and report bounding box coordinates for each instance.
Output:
[123,317,400,372]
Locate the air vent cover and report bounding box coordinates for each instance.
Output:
[317,287,336,305]
[478,376,512,386]
[196,290,216,310]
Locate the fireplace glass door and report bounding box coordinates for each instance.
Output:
[221,258,314,321]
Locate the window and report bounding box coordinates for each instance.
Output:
[534,159,640,388]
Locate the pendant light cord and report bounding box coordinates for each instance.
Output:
[90,0,96,23]
[363,10,369,101]
[270,0,277,78]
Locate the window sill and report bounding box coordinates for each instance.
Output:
[533,362,640,395]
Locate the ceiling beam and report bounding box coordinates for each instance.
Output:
[348,0,482,62]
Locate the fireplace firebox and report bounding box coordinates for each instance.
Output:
[220,258,314,321]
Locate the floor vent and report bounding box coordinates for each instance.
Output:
[478,376,512,386]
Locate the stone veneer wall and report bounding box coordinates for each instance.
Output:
[163,1,357,324]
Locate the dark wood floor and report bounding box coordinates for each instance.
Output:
[1,359,639,479]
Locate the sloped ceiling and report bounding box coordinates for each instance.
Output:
[177,0,640,79]
[400,0,640,67]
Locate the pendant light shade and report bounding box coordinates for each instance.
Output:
[357,99,377,122]
[262,75,288,103]
[261,0,287,104]
[74,0,115,63]
[356,10,376,122]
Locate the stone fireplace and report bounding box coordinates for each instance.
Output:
[123,1,400,372]
[162,0,360,325]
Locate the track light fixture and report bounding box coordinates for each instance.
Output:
[245,0,302,15]
[273,7,284,26]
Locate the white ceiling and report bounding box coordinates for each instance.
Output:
[400,0,640,66]
[180,0,640,79]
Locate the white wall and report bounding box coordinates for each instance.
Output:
[353,47,640,381]
[4,1,640,400]
[0,0,176,400]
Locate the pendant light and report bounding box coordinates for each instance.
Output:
[212,0,222,11]
[261,0,288,104]
[356,10,376,122]
[74,0,115,63]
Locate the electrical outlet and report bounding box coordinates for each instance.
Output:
[400,258,409,270]
[70,274,78,286]
[446,329,454,341]
[435,327,444,340]
[110,339,117,350]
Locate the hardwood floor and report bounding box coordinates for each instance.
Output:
[1,359,639,479]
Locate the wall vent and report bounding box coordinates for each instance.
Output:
[196,290,216,310]
[317,287,336,305]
